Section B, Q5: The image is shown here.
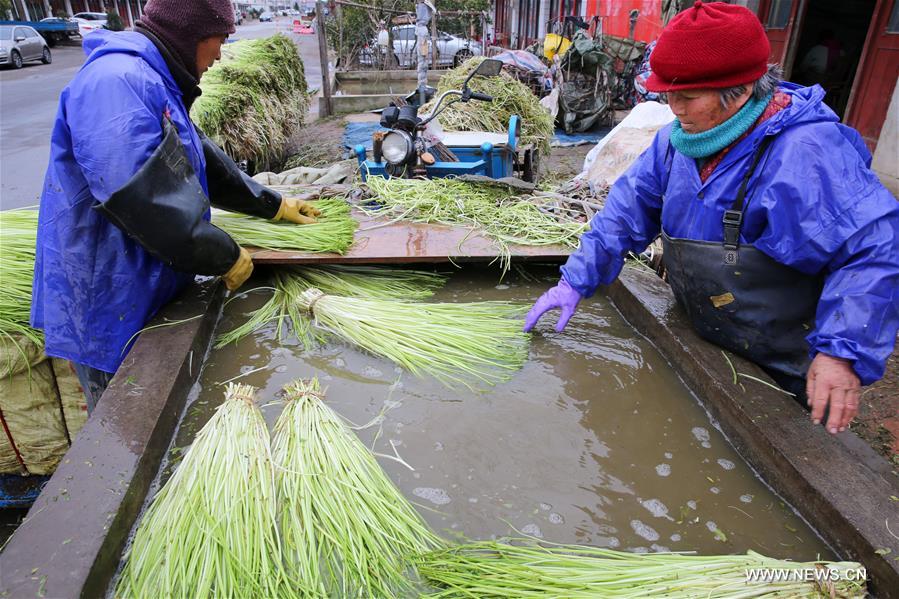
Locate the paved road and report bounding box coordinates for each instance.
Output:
[0,18,322,210]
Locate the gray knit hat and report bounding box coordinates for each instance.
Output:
[139,0,235,76]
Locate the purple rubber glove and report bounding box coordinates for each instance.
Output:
[523,278,582,333]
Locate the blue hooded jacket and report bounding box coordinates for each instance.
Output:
[561,84,899,385]
[31,30,207,373]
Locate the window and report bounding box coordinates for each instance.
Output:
[730,0,761,13]
[14,27,26,40]
[25,29,39,38]
[887,0,899,34]
[766,0,793,30]
[0,28,12,41]
[394,27,415,41]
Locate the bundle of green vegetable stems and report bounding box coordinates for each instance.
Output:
[363,177,587,271]
[423,57,554,155]
[118,379,440,598]
[0,208,42,349]
[216,265,447,349]
[117,384,291,598]
[217,266,530,388]
[273,378,440,597]
[416,540,867,598]
[191,35,309,169]
[211,198,357,254]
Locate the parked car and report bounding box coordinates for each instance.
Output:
[0,25,51,69]
[72,12,107,36]
[359,25,482,69]
[259,11,274,22]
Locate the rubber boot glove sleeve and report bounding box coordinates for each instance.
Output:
[523,278,582,333]
[222,247,253,291]
[274,197,322,224]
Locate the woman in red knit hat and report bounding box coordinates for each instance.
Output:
[31,0,321,411]
[526,1,899,437]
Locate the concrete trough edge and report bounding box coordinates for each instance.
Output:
[0,281,225,599]
[321,93,397,114]
[608,268,899,597]
[334,69,443,83]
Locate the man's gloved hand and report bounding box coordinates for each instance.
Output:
[523,278,583,333]
[222,247,253,291]
[274,197,322,225]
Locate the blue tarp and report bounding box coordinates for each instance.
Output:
[0,474,50,509]
[551,127,613,147]
[342,122,387,157]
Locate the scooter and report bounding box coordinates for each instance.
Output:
[355,58,538,182]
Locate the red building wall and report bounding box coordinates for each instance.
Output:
[584,0,665,42]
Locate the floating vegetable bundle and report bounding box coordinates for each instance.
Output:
[423,57,555,155]
[216,265,447,348]
[0,209,41,349]
[416,541,868,598]
[211,198,357,253]
[297,287,530,388]
[272,378,441,597]
[192,35,310,169]
[364,177,587,269]
[117,384,291,599]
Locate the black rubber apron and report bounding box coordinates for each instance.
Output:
[661,136,825,396]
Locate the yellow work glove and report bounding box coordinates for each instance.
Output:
[274,196,322,225]
[222,247,253,291]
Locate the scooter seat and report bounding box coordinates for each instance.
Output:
[440,131,510,148]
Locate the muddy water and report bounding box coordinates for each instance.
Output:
[173,265,832,560]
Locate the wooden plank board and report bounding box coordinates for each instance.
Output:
[249,212,572,264]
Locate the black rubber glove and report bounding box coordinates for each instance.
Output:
[200,133,282,219]
[95,118,239,275]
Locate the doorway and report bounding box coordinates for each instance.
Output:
[789,0,877,118]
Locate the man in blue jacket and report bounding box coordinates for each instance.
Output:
[525,2,898,436]
[30,0,319,411]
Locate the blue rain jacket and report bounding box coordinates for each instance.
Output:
[562,84,899,385]
[30,30,207,373]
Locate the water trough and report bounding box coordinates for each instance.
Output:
[1,262,897,598]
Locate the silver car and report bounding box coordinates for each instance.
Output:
[360,25,481,69]
[0,25,51,69]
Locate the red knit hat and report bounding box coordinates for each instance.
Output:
[645,1,770,92]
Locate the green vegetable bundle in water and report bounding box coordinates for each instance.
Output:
[364,177,587,270]
[423,57,554,155]
[216,265,448,348]
[211,198,357,253]
[191,34,309,168]
[117,384,291,599]
[416,540,867,598]
[272,378,441,597]
[296,287,530,388]
[0,209,41,349]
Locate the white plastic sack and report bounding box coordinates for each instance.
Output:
[252,159,356,186]
[579,101,674,186]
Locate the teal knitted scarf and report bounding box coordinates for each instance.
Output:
[670,92,774,158]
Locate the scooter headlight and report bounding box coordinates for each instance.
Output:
[381,131,413,165]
